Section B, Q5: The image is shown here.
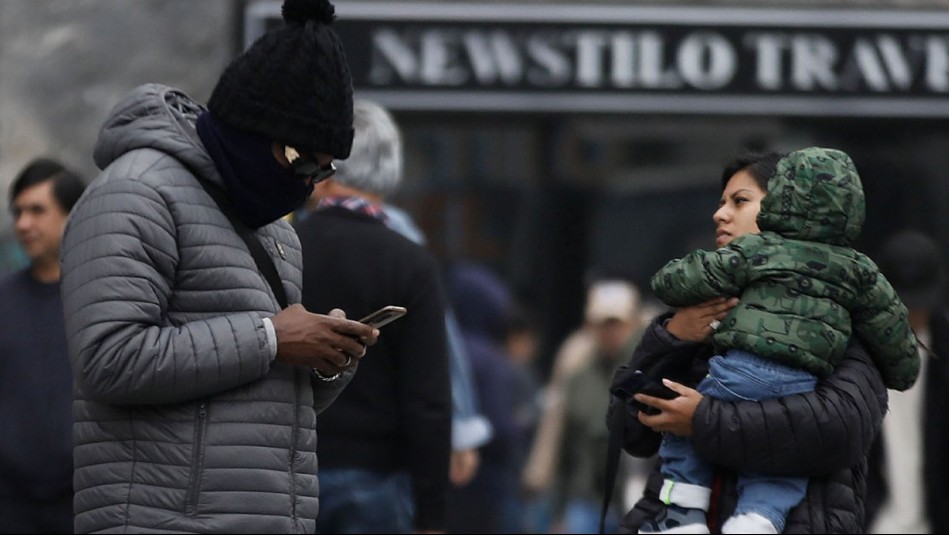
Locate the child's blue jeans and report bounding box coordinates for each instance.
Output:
[659,349,818,532]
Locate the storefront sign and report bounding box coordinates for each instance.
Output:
[244,1,949,116]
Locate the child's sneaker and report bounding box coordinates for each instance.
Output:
[721,512,778,534]
[638,504,710,534]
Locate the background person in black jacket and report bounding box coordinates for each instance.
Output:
[608,151,888,534]
[295,99,452,534]
[866,229,949,534]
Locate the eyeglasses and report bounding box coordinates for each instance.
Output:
[284,146,336,184]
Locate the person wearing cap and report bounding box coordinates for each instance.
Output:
[638,147,919,534]
[58,1,379,532]
[866,230,949,534]
[521,309,598,533]
[551,279,645,534]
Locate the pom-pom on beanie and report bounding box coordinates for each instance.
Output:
[208,0,354,158]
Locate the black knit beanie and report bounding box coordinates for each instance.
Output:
[208,0,354,158]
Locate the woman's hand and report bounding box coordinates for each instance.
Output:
[665,297,739,342]
[634,379,703,437]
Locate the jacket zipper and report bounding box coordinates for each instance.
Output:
[185,401,209,515]
[289,367,301,525]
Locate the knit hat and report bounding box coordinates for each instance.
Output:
[208,0,354,158]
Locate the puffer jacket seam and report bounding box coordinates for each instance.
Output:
[123,415,137,532]
[224,315,242,379]
[290,368,301,529]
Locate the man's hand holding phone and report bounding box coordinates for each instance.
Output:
[271,305,378,375]
[271,305,406,378]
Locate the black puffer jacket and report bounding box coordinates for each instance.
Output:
[609,313,887,534]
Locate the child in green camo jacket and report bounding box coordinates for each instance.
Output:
[639,147,919,535]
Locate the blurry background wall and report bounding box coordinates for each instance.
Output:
[0,0,240,270]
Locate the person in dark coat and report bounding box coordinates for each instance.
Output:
[609,151,888,534]
[642,148,917,534]
[446,262,527,534]
[295,99,452,534]
[865,229,949,534]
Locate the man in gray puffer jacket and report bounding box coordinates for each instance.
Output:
[59,1,379,532]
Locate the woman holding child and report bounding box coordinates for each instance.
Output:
[609,151,890,534]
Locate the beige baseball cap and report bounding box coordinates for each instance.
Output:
[585,280,640,324]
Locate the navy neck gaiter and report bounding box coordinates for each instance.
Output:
[196,111,312,229]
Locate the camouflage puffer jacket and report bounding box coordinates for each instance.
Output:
[651,147,919,390]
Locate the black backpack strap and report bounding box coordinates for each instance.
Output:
[195,178,288,309]
[600,402,626,534]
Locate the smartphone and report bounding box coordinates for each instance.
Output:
[358,305,407,329]
[611,370,679,415]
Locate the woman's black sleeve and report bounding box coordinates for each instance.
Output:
[691,339,888,477]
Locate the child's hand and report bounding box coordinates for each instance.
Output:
[666,297,739,342]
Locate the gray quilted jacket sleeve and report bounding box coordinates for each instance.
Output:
[61,176,275,406]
